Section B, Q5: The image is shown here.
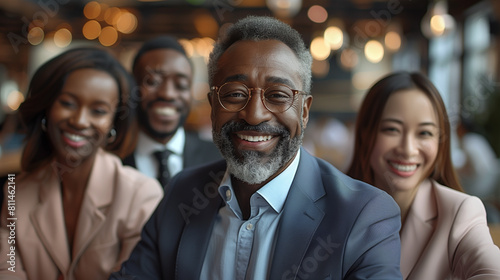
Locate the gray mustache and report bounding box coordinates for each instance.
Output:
[222,121,289,136]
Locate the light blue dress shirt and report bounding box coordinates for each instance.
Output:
[200,150,301,280]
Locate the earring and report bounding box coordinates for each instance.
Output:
[41,117,47,132]
[108,128,117,143]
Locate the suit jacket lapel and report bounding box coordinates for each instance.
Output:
[72,150,111,263]
[270,149,325,279]
[400,180,436,279]
[182,132,197,168]
[176,193,223,279]
[30,166,71,274]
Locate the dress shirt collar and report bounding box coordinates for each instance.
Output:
[218,149,301,218]
[136,127,185,156]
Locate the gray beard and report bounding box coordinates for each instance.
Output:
[213,121,303,185]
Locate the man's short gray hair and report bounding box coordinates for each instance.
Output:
[208,16,313,94]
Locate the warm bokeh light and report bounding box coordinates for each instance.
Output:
[421,1,455,38]
[311,59,330,78]
[310,36,331,61]
[54,28,72,48]
[83,20,101,40]
[29,19,45,30]
[422,13,456,38]
[28,27,44,45]
[430,14,446,36]
[266,0,302,18]
[99,26,118,46]
[56,23,73,33]
[178,39,194,57]
[352,71,382,91]
[190,38,203,56]
[6,90,25,111]
[201,37,215,56]
[104,7,121,26]
[194,13,218,38]
[191,37,215,62]
[340,48,358,70]
[364,40,384,63]
[385,31,401,52]
[308,5,328,23]
[96,3,109,22]
[116,10,137,34]
[324,26,343,50]
[83,1,101,19]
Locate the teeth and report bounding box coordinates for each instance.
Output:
[64,132,85,142]
[390,162,417,172]
[237,134,273,142]
[154,107,176,116]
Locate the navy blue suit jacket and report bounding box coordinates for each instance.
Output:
[111,148,402,279]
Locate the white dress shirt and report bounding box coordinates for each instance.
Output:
[135,128,185,180]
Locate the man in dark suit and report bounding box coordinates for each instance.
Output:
[123,36,221,189]
[111,16,402,279]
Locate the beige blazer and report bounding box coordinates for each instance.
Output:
[0,149,163,280]
[401,179,500,279]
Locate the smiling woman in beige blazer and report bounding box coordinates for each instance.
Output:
[348,71,500,279]
[0,48,163,280]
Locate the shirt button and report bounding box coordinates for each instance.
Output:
[246,223,253,230]
[225,189,231,201]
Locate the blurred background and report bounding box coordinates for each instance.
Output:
[0,0,499,233]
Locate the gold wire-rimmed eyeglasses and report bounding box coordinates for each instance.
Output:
[210,82,307,113]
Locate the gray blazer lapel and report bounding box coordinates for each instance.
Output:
[270,150,325,279]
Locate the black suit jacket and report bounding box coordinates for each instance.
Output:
[111,148,402,280]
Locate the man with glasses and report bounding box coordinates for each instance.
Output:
[111,16,402,280]
[123,36,221,189]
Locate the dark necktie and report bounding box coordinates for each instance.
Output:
[153,150,171,188]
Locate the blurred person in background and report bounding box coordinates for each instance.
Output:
[0,112,24,209]
[123,36,221,190]
[0,47,163,280]
[303,115,354,172]
[455,116,500,223]
[348,71,500,279]
[457,117,499,193]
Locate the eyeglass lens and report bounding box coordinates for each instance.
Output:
[218,83,296,113]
